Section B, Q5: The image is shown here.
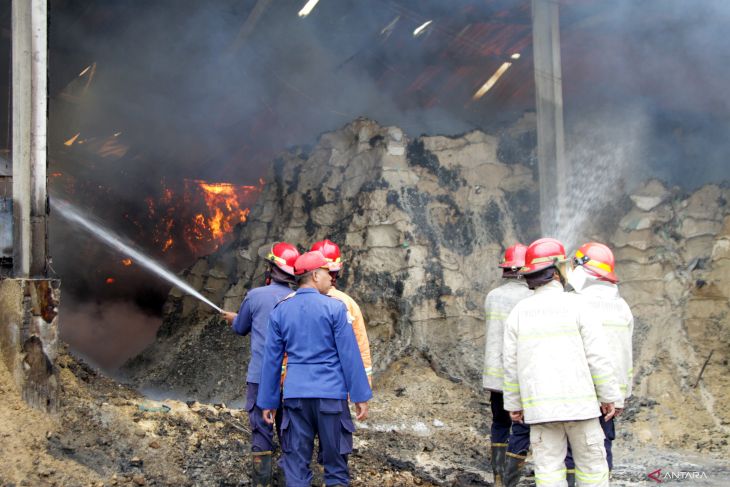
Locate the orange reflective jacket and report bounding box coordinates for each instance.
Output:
[281,288,372,387]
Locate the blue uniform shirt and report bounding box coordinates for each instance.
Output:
[257,288,373,409]
[232,281,292,384]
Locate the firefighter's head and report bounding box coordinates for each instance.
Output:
[311,239,342,286]
[258,241,300,285]
[294,251,333,294]
[499,243,528,279]
[519,238,568,289]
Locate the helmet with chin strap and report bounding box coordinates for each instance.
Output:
[573,242,618,283]
[258,242,300,276]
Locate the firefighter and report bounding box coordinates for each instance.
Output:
[563,242,634,486]
[503,238,622,487]
[257,250,372,487]
[483,243,533,487]
[311,239,373,385]
[220,241,300,486]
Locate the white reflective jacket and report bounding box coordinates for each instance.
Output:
[503,280,622,424]
[483,279,533,391]
[576,280,634,408]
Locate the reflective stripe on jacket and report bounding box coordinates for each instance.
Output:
[576,280,634,408]
[503,280,622,424]
[483,280,533,391]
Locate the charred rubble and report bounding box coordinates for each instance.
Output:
[123,116,539,399]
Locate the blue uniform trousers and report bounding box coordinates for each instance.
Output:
[245,382,282,452]
[280,398,355,487]
[490,391,531,455]
[565,414,615,470]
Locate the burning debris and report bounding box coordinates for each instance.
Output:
[187,179,258,247]
[120,119,730,482]
[50,172,262,272]
[124,118,539,402]
[21,0,730,484]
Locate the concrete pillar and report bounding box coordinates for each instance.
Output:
[0,278,60,413]
[531,0,567,235]
[12,0,48,277]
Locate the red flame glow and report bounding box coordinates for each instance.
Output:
[147,179,262,257]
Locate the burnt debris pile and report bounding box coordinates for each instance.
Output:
[124,117,539,400]
[124,119,730,458]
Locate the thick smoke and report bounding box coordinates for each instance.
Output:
[46,0,730,369]
[49,0,479,184]
[59,300,160,370]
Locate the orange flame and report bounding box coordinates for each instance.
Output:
[188,180,259,248]
[134,179,262,258]
[121,258,133,266]
[162,237,174,252]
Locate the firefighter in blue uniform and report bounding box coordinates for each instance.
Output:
[257,250,372,487]
[220,241,300,486]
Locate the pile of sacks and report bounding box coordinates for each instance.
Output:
[125,117,539,399]
[612,180,730,452]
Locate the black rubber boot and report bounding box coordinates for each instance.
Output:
[251,450,273,487]
[566,470,576,487]
[491,444,507,487]
[503,452,526,487]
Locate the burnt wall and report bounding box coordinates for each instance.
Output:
[124,117,539,400]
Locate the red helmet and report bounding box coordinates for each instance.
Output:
[294,250,329,275]
[520,238,567,275]
[310,239,342,271]
[499,243,528,269]
[573,242,618,283]
[258,242,300,276]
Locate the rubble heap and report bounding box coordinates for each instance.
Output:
[124,119,729,460]
[125,117,539,401]
[613,180,730,452]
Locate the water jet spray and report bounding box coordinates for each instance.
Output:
[51,197,223,313]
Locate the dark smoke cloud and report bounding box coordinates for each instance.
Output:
[46,0,730,368]
[49,0,479,184]
[48,0,510,369]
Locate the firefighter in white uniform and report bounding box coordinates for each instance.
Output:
[483,243,533,487]
[503,238,622,487]
[563,242,634,486]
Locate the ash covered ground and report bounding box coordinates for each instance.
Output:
[6,119,728,486]
[2,350,730,486]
